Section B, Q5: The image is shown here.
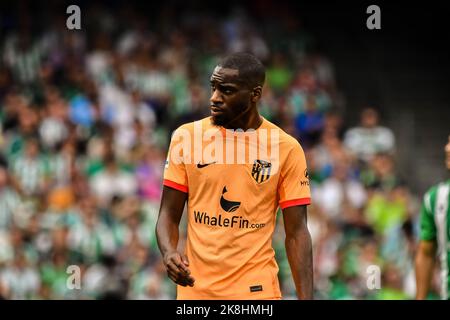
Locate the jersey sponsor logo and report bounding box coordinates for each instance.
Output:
[251,160,272,184]
[192,186,265,229]
[220,186,241,212]
[194,211,253,229]
[193,211,266,229]
[301,168,310,186]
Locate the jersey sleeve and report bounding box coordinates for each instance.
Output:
[278,141,311,209]
[419,190,436,241]
[163,127,189,193]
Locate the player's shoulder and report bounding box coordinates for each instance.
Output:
[172,117,213,135]
[424,181,447,199]
[263,118,304,151]
[422,181,448,212]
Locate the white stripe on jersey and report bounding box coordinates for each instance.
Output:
[435,182,449,299]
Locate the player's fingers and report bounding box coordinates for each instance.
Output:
[166,260,183,275]
[175,259,191,275]
[185,275,195,287]
[181,254,189,266]
[179,264,191,275]
[167,270,177,282]
[171,255,190,275]
[167,270,179,283]
[179,271,195,286]
[178,275,193,287]
[167,263,191,282]
[170,253,183,266]
[165,259,177,271]
[169,275,187,287]
[167,270,188,287]
[168,267,194,287]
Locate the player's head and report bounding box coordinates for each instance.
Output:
[209,52,265,127]
[445,134,450,170]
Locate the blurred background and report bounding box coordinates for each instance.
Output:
[0,0,449,299]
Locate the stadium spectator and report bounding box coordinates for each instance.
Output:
[344,107,395,163]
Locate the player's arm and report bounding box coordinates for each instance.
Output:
[415,190,437,299]
[282,204,313,299]
[415,240,437,299]
[156,186,194,287]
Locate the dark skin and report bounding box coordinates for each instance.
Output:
[209,66,262,130]
[415,240,436,299]
[156,186,194,287]
[283,205,314,299]
[156,66,314,298]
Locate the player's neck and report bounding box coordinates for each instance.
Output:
[224,108,263,131]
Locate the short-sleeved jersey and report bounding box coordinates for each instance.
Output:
[419,180,450,299]
[163,116,311,299]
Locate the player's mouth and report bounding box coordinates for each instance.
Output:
[210,106,224,116]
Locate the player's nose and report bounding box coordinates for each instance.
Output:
[210,89,223,106]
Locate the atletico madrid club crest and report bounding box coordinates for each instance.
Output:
[252,159,272,184]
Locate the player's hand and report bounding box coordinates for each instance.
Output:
[163,251,195,287]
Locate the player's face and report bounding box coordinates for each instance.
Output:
[209,66,252,127]
[445,135,450,170]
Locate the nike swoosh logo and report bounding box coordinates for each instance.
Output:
[197,162,216,168]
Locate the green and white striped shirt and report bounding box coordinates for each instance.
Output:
[419,180,450,299]
[11,155,49,196]
[0,187,22,229]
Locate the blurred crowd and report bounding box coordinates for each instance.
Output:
[0,1,438,299]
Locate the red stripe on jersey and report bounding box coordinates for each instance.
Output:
[279,198,311,209]
[163,179,188,193]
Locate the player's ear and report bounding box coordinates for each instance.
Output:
[251,86,262,102]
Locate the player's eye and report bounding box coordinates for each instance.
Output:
[221,86,234,94]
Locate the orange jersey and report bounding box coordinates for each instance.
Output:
[163,116,311,299]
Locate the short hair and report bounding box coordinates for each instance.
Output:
[217,52,265,88]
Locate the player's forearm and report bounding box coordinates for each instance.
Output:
[285,228,314,299]
[156,186,187,258]
[156,212,180,257]
[415,248,435,299]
